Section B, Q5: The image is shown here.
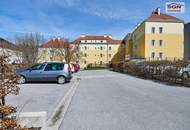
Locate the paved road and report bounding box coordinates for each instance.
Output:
[60,70,190,130]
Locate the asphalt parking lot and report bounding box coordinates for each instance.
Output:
[61,70,190,130]
[7,81,74,118]
[6,70,190,130]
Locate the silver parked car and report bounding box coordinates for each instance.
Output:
[16,62,72,84]
[179,64,190,78]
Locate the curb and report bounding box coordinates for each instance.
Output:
[41,80,80,130]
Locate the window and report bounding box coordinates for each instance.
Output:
[84,61,87,64]
[109,54,112,58]
[50,49,55,55]
[133,35,137,40]
[151,40,155,46]
[151,52,155,58]
[133,45,138,51]
[100,46,103,50]
[100,61,103,64]
[84,46,87,50]
[159,52,163,59]
[100,54,103,58]
[30,64,45,70]
[159,27,163,34]
[109,46,112,50]
[43,50,46,54]
[151,27,155,34]
[44,63,64,71]
[159,40,163,46]
[84,53,87,57]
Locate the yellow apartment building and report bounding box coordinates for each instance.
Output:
[123,8,184,61]
[74,35,121,68]
[121,33,133,61]
[38,38,70,63]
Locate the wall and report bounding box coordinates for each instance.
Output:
[38,48,65,63]
[131,22,146,59]
[184,23,190,60]
[145,22,184,60]
[79,43,120,68]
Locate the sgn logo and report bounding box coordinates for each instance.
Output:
[166,2,185,13]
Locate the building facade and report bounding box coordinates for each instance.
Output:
[122,8,184,61]
[184,22,190,60]
[38,38,70,63]
[74,35,121,68]
[0,38,21,63]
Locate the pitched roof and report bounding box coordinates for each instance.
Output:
[0,38,17,50]
[73,35,121,44]
[41,38,70,48]
[146,11,183,23]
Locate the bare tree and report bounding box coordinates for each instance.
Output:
[15,33,44,67]
[65,43,83,64]
[49,38,82,64]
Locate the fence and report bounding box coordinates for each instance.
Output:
[111,60,190,86]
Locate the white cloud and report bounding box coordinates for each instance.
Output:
[80,7,144,21]
[48,0,81,7]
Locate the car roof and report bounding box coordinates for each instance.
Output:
[43,62,65,64]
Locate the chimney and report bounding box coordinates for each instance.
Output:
[52,37,56,41]
[81,34,86,38]
[156,7,161,15]
[108,35,112,39]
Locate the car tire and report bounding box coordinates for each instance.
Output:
[182,72,189,79]
[57,76,66,84]
[18,76,26,84]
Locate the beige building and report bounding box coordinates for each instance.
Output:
[38,38,70,63]
[74,35,121,68]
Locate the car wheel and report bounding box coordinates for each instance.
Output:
[18,76,26,84]
[57,76,66,84]
[182,72,189,79]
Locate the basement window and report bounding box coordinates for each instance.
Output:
[159,52,163,59]
[151,52,155,58]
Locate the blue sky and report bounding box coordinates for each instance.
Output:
[0,0,189,41]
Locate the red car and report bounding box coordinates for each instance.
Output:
[73,64,79,72]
